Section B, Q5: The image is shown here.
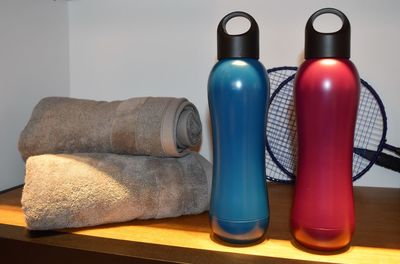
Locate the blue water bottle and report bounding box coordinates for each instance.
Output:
[208,11,270,244]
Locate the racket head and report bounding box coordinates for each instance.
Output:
[352,79,388,180]
[267,66,297,93]
[265,67,387,183]
[265,67,297,183]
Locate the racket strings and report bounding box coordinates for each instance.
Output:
[265,68,297,182]
[268,68,297,93]
[265,68,386,183]
[352,86,384,174]
[268,80,298,176]
[269,139,295,167]
[355,89,382,148]
[265,158,291,182]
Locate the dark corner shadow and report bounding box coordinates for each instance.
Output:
[0,185,24,207]
[0,184,24,196]
[209,233,268,248]
[26,229,68,238]
[290,239,351,256]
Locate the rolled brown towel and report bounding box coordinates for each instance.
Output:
[21,152,212,230]
[18,97,202,160]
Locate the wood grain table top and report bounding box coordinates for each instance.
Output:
[0,183,399,263]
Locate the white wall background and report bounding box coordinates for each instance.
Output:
[1,0,399,191]
[0,0,69,191]
[68,0,400,188]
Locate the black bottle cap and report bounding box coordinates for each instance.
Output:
[305,8,351,59]
[217,11,259,60]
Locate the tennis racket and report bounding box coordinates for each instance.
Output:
[265,66,399,183]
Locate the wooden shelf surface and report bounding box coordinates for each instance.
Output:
[0,183,399,263]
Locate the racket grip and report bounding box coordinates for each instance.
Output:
[384,143,400,156]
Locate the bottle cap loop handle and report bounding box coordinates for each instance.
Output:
[217,11,259,60]
[305,8,351,59]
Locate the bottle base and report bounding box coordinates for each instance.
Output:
[291,224,352,251]
[210,216,268,244]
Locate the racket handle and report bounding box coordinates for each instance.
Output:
[384,143,400,156]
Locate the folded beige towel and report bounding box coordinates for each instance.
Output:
[18,97,202,160]
[21,152,212,230]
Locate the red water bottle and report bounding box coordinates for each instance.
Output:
[291,8,360,250]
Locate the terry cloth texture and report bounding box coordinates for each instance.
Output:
[21,152,212,230]
[18,96,202,160]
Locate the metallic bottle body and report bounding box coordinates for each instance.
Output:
[208,58,270,244]
[292,58,360,250]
